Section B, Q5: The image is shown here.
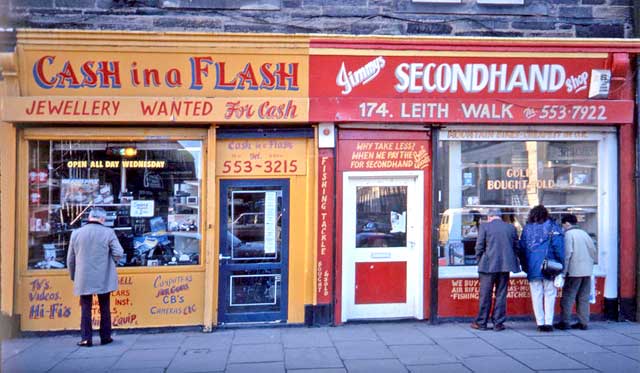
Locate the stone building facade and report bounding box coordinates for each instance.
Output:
[3,1,635,38]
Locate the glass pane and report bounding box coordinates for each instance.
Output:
[228,270,281,313]
[27,140,202,269]
[226,187,282,262]
[355,186,407,248]
[437,139,598,267]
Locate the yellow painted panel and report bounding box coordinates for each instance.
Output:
[20,49,308,97]
[18,271,204,331]
[0,123,17,316]
[216,138,308,176]
[2,97,308,123]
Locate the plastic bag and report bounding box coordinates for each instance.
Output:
[553,274,565,288]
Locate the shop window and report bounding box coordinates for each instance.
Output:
[27,140,202,269]
[436,132,609,274]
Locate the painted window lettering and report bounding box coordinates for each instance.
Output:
[394,63,566,94]
[336,56,386,95]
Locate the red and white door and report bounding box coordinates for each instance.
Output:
[341,171,424,321]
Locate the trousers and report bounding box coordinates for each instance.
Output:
[80,292,111,341]
[529,279,557,326]
[560,276,591,326]
[476,272,510,326]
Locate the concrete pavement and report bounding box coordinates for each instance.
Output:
[2,321,640,373]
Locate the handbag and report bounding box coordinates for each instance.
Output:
[541,230,563,277]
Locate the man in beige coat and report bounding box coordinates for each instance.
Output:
[68,207,124,347]
[554,214,597,331]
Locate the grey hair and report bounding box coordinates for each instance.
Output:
[89,207,107,220]
[487,208,502,217]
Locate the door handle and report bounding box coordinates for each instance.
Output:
[219,254,232,260]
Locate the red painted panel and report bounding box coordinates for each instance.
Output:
[310,97,632,124]
[317,148,335,304]
[619,124,637,299]
[355,262,407,304]
[438,277,605,318]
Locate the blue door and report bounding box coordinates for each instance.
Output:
[218,179,289,323]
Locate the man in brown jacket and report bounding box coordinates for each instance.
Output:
[68,207,124,347]
[554,214,597,331]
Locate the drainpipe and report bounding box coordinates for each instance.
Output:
[635,1,640,322]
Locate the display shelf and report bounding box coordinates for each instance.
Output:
[168,232,201,239]
[541,185,597,191]
[174,203,199,209]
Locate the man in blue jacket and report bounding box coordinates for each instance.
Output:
[471,208,521,331]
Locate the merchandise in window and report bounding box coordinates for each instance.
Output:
[437,140,598,267]
[27,140,203,269]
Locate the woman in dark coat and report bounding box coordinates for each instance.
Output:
[519,205,564,332]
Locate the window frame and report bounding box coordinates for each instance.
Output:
[436,126,617,282]
[18,127,209,277]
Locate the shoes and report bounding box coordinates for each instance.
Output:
[571,323,588,330]
[494,324,506,332]
[77,340,92,347]
[470,322,489,330]
[537,325,553,332]
[553,321,570,330]
[101,337,114,345]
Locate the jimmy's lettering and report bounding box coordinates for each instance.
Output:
[25,100,120,116]
[33,56,121,89]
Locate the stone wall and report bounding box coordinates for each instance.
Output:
[5,0,634,38]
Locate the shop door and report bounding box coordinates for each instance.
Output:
[342,171,423,321]
[218,179,289,323]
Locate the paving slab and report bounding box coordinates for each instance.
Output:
[282,328,334,348]
[416,324,476,339]
[570,329,640,346]
[109,368,166,373]
[462,355,535,373]
[131,333,187,349]
[328,325,378,341]
[1,338,39,361]
[228,343,283,364]
[181,332,234,350]
[1,348,73,373]
[226,361,285,373]
[437,337,504,359]
[532,335,607,353]
[343,358,408,373]
[232,328,281,345]
[285,369,346,373]
[111,347,178,370]
[334,340,394,360]
[506,348,588,370]
[605,345,640,361]
[567,351,640,372]
[166,346,229,372]
[374,326,435,346]
[476,330,547,350]
[389,344,458,365]
[49,356,119,373]
[407,363,472,373]
[285,347,343,369]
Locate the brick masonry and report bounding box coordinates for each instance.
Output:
[2,0,633,38]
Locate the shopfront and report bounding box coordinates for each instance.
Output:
[0,30,317,331]
[1,31,638,331]
[309,37,637,322]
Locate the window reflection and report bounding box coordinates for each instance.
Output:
[438,140,598,267]
[356,186,407,248]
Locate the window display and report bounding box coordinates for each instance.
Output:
[437,139,598,267]
[27,140,202,269]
